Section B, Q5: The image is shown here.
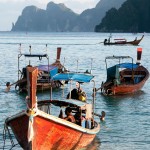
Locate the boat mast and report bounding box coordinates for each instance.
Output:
[29,45,31,55]
[90,58,93,74]
[76,59,79,73]
[92,80,96,121]
[18,44,22,80]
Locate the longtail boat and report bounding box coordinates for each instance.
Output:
[99,48,149,95]
[4,67,104,150]
[9,45,67,93]
[103,35,144,46]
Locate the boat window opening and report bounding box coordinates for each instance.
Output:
[47,104,51,114]
[80,115,93,129]
[74,108,93,128]
[56,105,94,128]
[38,104,50,114]
[61,85,65,98]
[69,80,72,99]
[74,111,82,126]
[38,103,60,116]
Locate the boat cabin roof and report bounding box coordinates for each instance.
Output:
[21,54,48,58]
[105,56,132,60]
[18,53,49,62]
[116,63,138,69]
[38,99,88,108]
[52,73,94,83]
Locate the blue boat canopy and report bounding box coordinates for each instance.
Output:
[106,63,139,82]
[116,63,138,69]
[52,73,94,83]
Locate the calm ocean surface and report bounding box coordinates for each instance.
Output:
[0,32,150,150]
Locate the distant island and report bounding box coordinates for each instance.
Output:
[11,0,126,32]
[95,0,150,33]
[12,0,150,33]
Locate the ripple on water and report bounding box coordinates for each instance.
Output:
[0,32,150,150]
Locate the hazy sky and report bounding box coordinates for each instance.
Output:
[0,0,100,31]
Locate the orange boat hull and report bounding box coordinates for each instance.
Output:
[111,81,146,95]
[6,110,100,150]
[102,65,149,95]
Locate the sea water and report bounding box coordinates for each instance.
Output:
[0,32,150,150]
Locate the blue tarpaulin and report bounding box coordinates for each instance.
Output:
[116,63,138,69]
[50,67,58,77]
[106,63,138,83]
[38,65,57,72]
[107,65,119,82]
[52,73,94,82]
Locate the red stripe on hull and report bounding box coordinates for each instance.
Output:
[112,83,145,95]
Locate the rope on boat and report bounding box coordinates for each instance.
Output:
[3,120,19,150]
[26,108,37,142]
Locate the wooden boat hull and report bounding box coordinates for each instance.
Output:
[104,35,144,46]
[15,47,66,93]
[15,80,63,93]
[36,82,62,91]
[110,80,147,95]
[6,110,100,150]
[102,66,149,95]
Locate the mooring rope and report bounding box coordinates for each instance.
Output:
[3,120,19,150]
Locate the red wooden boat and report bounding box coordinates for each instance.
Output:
[104,35,144,45]
[100,48,149,95]
[4,67,103,150]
